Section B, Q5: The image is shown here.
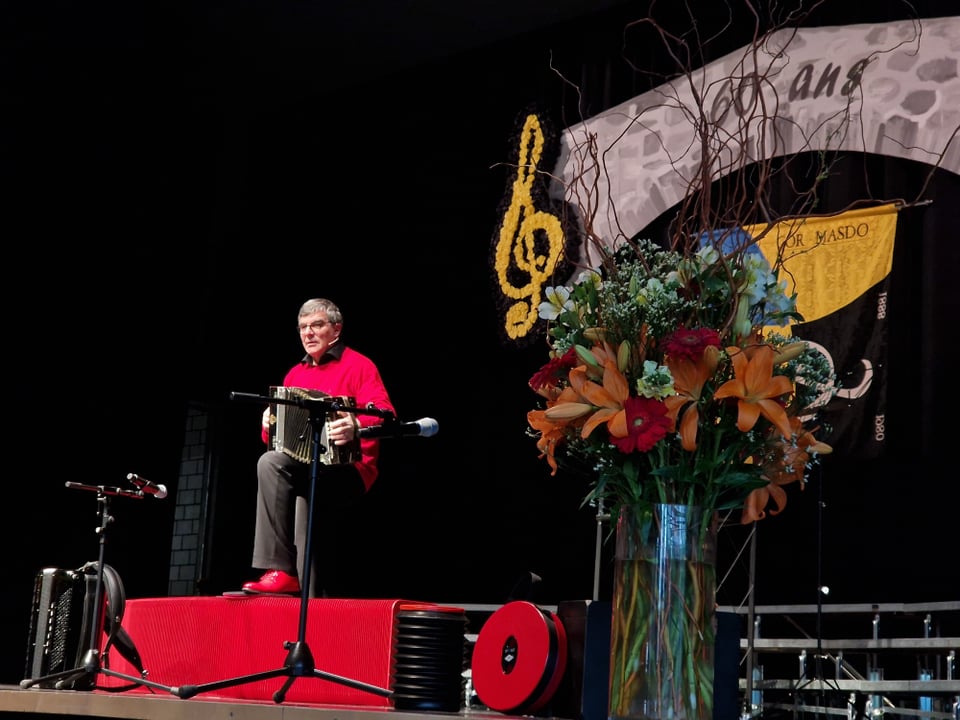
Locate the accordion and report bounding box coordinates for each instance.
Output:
[267,386,361,466]
[24,567,98,690]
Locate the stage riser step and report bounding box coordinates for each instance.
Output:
[94,596,462,706]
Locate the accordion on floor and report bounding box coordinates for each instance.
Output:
[24,567,99,690]
[267,386,361,466]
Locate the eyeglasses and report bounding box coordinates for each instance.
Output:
[297,320,329,334]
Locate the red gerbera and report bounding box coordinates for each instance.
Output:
[610,396,672,453]
[662,327,722,362]
[528,348,578,394]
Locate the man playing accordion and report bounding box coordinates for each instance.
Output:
[241,297,395,596]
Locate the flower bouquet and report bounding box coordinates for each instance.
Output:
[527,234,835,526]
[526,234,836,719]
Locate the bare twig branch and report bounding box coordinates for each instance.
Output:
[545,1,959,284]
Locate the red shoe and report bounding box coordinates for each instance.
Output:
[242,570,301,595]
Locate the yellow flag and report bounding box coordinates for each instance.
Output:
[747,203,898,326]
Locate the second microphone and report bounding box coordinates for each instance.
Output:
[127,473,169,499]
[359,418,439,439]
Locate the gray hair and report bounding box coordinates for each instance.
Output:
[298,298,343,325]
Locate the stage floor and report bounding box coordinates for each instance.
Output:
[0,685,516,720]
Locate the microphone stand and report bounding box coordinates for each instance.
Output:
[21,482,172,694]
[792,466,839,715]
[168,391,395,703]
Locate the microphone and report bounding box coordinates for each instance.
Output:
[126,473,168,499]
[359,418,439,439]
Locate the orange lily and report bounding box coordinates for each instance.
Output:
[544,360,630,439]
[580,361,631,438]
[542,365,596,423]
[540,373,595,422]
[573,341,621,383]
[527,378,597,474]
[664,346,720,451]
[713,344,794,439]
[741,418,833,523]
[740,478,791,523]
[527,409,566,475]
[761,418,833,486]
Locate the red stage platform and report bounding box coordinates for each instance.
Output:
[95,596,450,706]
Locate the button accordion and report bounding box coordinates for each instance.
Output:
[24,567,98,689]
[267,386,361,466]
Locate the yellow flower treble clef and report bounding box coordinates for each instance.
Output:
[494,113,565,340]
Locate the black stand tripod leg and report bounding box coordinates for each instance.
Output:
[171,648,392,701]
[19,649,101,690]
[170,406,392,703]
[268,638,393,703]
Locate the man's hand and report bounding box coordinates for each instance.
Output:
[328,413,359,445]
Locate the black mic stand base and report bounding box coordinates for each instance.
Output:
[20,648,174,694]
[171,641,393,702]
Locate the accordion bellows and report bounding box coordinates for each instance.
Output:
[268,386,360,465]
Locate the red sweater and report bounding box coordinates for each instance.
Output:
[261,345,395,491]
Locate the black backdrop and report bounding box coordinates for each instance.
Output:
[3,0,958,685]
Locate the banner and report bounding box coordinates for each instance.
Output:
[551,16,960,265]
[747,204,898,459]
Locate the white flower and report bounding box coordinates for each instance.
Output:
[635,360,674,399]
[538,285,575,321]
[696,244,720,266]
[574,269,602,288]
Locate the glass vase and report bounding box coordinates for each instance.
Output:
[608,503,718,720]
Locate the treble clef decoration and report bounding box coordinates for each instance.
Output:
[493,113,567,341]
